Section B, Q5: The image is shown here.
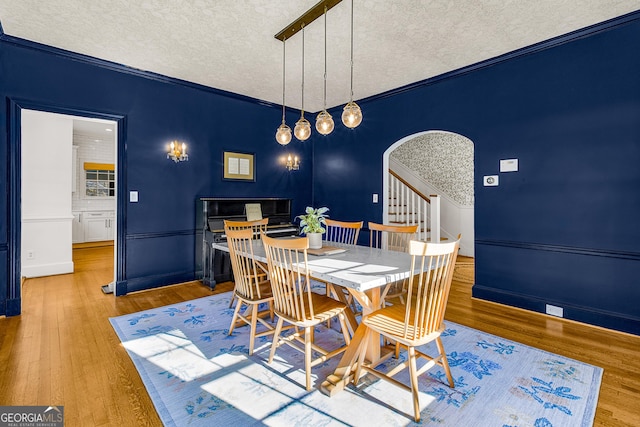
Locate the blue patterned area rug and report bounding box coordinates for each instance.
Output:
[110,292,602,426]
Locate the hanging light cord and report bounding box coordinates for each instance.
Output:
[281,37,287,124]
[301,23,305,116]
[349,0,354,102]
[323,6,328,111]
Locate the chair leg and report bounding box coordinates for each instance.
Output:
[347,293,359,316]
[436,337,455,388]
[305,326,312,391]
[325,283,333,328]
[228,298,243,336]
[249,304,258,356]
[407,346,421,422]
[268,317,285,364]
[229,293,236,309]
[338,313,351,345]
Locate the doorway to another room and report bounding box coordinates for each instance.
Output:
[20,109,118,294]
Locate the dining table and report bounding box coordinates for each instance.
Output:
[211,238,418,396]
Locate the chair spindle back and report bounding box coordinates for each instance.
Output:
[224,218,269,238]
[325,219,363,245]
[403,239,460,340]
[225,227,267,300]
[262,234,315,323]
[368,222,418,252]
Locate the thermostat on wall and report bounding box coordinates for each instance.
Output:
[500,158,518,172]
[483,175,499,186]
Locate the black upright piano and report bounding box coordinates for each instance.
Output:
[195,197,298,288]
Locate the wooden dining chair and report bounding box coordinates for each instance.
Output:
[323,219,363,319]
[324,219,363,245]
[261,233,351,391]
[368,222,418,252]
[225,227,274,356]
[224,218,269,235]
[224,218,269,308]
[368,222,418,304]
[353,238,460,422]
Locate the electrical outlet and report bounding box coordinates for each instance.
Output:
[545,304,564,318]
[27,250,34,260]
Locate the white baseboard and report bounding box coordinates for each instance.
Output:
[22,261,74,278]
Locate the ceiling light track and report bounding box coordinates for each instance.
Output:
[274,0,343,42]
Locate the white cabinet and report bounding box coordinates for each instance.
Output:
[72,145,78,193]
[82,211,115,242]
[107,216,115,240]
[72,211,84,243]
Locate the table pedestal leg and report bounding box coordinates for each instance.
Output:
[320,322,368,396]
[320,287,388,396]
[348,288,381,362]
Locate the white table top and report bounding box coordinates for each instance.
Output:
[212,239,413,293]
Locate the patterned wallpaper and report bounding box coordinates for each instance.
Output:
[390,132,474,205]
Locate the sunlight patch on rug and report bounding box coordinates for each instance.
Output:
[122,329,225,381]
[110,292,602,426]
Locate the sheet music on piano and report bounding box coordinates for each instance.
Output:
[245,203,262,221]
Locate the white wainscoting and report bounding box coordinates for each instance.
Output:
[21,215,74,278]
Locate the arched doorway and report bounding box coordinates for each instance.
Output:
[382,130,475,256]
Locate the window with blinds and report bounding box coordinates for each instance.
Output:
[84,162,115,197]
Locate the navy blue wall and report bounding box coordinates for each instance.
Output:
[313,15,640,334]
[2,13,639,335]
[0,35,313,313]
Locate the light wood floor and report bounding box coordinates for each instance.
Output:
[0,249,638,426]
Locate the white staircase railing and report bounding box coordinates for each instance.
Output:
[388,169,441,242]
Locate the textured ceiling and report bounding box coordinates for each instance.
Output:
[1,1,638,112]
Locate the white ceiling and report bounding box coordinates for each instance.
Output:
[1,1,638,112]
[73,118,115,141]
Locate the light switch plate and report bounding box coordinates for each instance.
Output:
[372,193,378,203]
[130,191,139,202]
[483,175,499,186]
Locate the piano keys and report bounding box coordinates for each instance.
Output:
[215,224,299,242]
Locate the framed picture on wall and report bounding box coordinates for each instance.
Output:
[223,151,255,181]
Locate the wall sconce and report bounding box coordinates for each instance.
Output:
[286,154,300,171]
[167,140,188,162]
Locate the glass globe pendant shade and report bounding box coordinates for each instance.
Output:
[294,116,311,141]
[341,101,363,128]
[315,110,334,135]
[276,123,292,145]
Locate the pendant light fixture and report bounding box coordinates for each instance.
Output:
[275,37,292,145]
[315,6,334,135]
[342,0,363,129]
[294,24,311,141]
